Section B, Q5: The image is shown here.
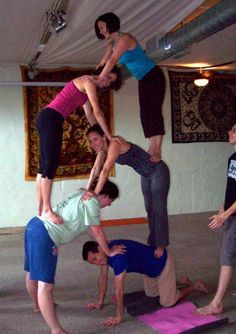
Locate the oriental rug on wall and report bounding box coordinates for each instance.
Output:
[21,67,114,180]
[168,71,236,143]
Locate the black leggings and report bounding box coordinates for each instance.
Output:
[138,66,165,138]
[36,108,64,179]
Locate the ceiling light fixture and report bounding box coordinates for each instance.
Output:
[28,63,39,80]
[49,10,67,34]
[194,68,209,87]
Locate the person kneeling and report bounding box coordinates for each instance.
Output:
[82,239,209,327]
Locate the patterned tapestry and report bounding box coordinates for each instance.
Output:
[169,71,236,143]
[21,66,113,180]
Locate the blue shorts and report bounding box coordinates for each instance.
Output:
[24,217,58,284]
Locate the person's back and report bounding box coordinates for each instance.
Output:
[40,190,100,246]
[107,239,167,277]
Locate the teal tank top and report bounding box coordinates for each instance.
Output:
[118,44,155,80]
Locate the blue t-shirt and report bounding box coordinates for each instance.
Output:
[107,239,167,277]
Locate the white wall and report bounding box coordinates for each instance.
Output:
[0,65,233,227]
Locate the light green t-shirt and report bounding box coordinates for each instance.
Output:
[39,190,100,246]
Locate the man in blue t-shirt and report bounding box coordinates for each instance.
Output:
[82,239,208,327]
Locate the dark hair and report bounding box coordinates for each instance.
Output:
[82,241,99,260]
[95,12,120,40]
[94,65,123,91]
[100,179,119,200]
[86,123,105,137]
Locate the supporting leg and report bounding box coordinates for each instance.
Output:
[41,177,63,225]
[36,173,43,216]
[25,272,40,312]
[37,281,68,334]
[148,135,163,162]
[196,265,233,315]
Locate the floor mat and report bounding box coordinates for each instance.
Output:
[138,301,228,334]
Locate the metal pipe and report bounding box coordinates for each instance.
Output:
[0,81,66,87]
[156,0,236,63]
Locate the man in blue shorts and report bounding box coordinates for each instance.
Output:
[197,123,236,316]
[82,239,208,327]
[24,180,125,334]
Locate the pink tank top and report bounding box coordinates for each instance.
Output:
[47,81,88,118]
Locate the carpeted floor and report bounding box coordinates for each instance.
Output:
[1,212,236,334]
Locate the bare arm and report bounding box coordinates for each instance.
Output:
[86,264,109,310]
[208,201,236,229]
[88,225,125,257]
[93,142,121,196]
[82,100,97,126]
[96,42,113,68]
[85,150,106,191]
[83,80,112,140]
[99,34,133,80]
[103,271,126,326]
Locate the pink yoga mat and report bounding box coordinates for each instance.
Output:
[138,301,220,334]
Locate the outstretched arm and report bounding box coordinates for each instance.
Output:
[85,150,106,192]
[93,142,121,196]
[208,201,236,229]
[84,81,112,140]
[103,271,126,327]
[82,100,97,126]
[86,264,109,310]
[98,34,132,80]
[88,225,125,257]
[96,42,113,69]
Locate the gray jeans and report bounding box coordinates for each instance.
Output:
[141,161,170,248]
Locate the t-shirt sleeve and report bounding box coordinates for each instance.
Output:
[110,255,127,276]
[83,198,100,226]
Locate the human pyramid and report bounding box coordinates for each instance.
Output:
[24,12,236,334]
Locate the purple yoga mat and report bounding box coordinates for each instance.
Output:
[138,301,221,334]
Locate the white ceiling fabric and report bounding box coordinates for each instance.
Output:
[0,0,205,66]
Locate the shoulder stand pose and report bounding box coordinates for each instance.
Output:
[83,124,170,258]
[197,123,236,315]
[24,180,126,334]
[82,239,209,327]
[36,65,122,225]
[94,12,166,162]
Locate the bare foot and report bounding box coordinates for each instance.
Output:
[177,275,192,287]
[154,247,164,258]
[42,210,63,225]
[196,302,223,315]
[193,279,209,294]
[52,329,69,334]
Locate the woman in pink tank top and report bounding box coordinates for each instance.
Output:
[36,66,123,225]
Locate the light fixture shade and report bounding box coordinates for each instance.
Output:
[194,78,209,87]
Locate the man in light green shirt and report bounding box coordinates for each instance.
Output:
[24,180,125,334]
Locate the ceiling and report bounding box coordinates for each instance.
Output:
[0,0,236,73]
